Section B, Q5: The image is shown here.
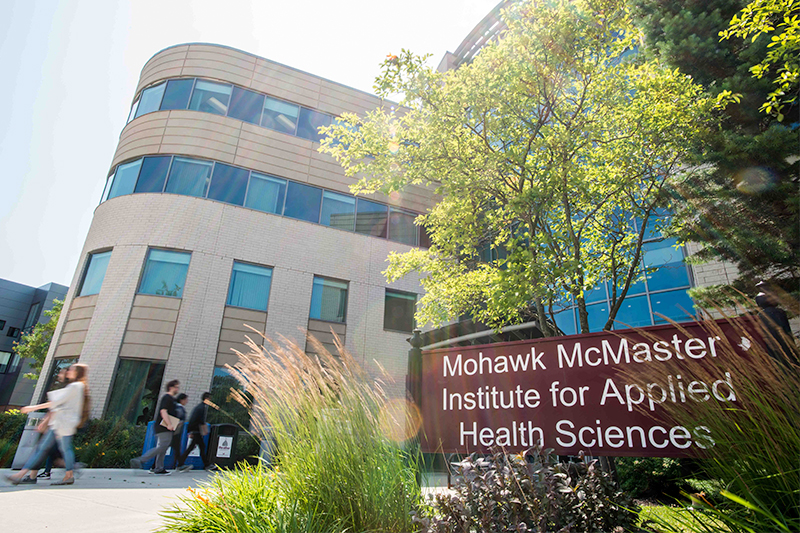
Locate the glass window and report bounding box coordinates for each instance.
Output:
[553,309,577,336]
[134,82,166,118]
[0,351,13,374]
[134,156,171,194]
[310,277,348,323]
[23,302,42,330]
[78,250,112,296]
[384,290,416,332]
[209,367,250,426]
[388,208,417,245]
[227,262,273,311]
[105,359,166,424]
[650,289,695,324]
[582,282,607,304]
[320,191,355,231]
[189,80,232,115]
[296,107,332,142]
[419,224,432,248]
[107,159,143,200]
[43,357,78,393]
[0,320,5,330]
[138,249,191,298]
[245,173,286,214]
[355,199,388,237]
[228,87,265,125]
[101,173,114,203]
[207,163,249,206]
[586,302,610,333]
[127,99,139,123]
[284,181,322,223]
[612,295,651,330]
[261,96,299,134]
[160,79,194,111]
[643,238,690,292]
[165,157,213,198]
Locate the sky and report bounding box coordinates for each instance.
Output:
[0,0,501,288]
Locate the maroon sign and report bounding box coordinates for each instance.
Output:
[419,319,755,457]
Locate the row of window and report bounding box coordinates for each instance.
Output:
[100,154,428,247]
[128,77,336,143]
[79,248,417,330]
[0,351,21,374]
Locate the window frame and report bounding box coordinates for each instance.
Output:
[226,261,274,312]
[383,289,417,333]
[77,249,113,297]
[137,248,192,299]
[309,276,349,324]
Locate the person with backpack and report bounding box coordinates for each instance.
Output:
[130,379,180,475]
[176,392,217,472]
[5,364,90,486]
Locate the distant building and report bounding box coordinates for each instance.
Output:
[0,279,67,410]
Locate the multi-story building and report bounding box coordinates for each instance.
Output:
[0,278,67,409]
[33,44,434,422]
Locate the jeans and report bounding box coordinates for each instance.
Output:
[137,431,172,471]
[178,431,208,468]
[23,430,75,472]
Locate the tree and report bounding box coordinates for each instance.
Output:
[630,0,799,310]
[721,0,800,121]
[321,0,714,334]
[13,299,62,380]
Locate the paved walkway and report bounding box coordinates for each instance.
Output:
[0,468,450,532]
[0,468,213,533]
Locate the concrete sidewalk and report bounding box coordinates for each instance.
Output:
[0,468,451,532]
[0,468,214,533]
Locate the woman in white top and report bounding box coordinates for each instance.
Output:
[5,364,90,486]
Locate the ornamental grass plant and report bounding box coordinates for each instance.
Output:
[622,306,799,533]
[160,332,422,533]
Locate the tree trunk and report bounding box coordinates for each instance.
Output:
[576,296,590,334]
[535,298,551,337]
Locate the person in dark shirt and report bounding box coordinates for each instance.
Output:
[168,393,188,469]
[177,392,217,472]
[130,380,180,475]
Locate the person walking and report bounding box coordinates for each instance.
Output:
[5,364,90,486]
[177,392,217,472]
[130,379,180,475]
[168,393,188,469]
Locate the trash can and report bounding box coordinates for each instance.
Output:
[11,412,46,470]
[140,421,184,470]
[208,423,238,469]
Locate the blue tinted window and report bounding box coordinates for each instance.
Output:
[320,191,355,231]
[644,238,689,292]
[310,277,348,323]
[355,199,388,237]
[107,160,142,200]
[165,158,212,198]
[189,80,232,115]
[127,99,139,123]
[228,87,264,125]
[261,96,298,134]
[208,163,249,206]
[296,108,332,142]
[227,262,273,311]
[134,156,171,194]
[583,282,607,304]
[79,251,112,296]
[650,289,695,324]
[389,208,417,245]
[160,79,194,111]
[553,309,576,336]
[245,173,286,214]
[284,181,322,223]
[139,249,191,298]
[612,295,651,330]
[135,83,166,118]
[586,302,610,332]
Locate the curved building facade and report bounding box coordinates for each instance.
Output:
[35,44,435,421]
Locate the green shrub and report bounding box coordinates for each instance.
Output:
[73,417,146,468]
[0,410,26,467]
[415,448,640,533]
[233,432,260,465]
[616,457,694,500]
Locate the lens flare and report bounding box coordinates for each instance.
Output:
[379,398,423,443]
[388,141,400,154]
[734,167,778,194]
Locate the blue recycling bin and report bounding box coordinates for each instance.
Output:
[140,421,209,470]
